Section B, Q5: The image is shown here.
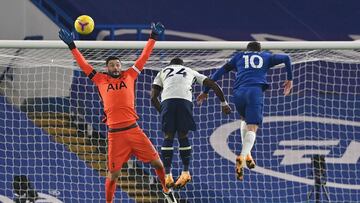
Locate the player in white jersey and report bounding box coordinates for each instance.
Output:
[151,57,231,189]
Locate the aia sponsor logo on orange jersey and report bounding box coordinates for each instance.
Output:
[106,81,127,92]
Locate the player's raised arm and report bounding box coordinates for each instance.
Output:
[271,54,293,96]
[58,29,95,78]
[132,22,165,75]
[197,62,235,104]
[202,78,232,114]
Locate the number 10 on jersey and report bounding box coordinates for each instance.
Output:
[243,55,263,68]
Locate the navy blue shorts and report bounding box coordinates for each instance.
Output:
[160,98,196,133]
[233,86,264,125]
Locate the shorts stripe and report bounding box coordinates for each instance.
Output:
[161,147,174,150]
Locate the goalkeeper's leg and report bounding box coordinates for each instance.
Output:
[106,131,132,203]
[151,159,177,203]
[106,169,122,203]
[150,159,169,192]
[130,128,177,203]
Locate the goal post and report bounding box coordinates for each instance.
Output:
[0,40,359,203]
[0,40,360,49]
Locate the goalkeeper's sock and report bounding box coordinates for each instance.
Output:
[240,131,256,157]
[240,120,247,145]
[161,138,174,174]
[179,137,191,171]
[155,167,168,192]
[105,178,117,202]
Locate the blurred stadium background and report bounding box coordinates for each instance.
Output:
[0,0,359,202]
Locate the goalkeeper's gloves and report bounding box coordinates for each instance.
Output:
[59,29,76,50]
[150,22,165,40]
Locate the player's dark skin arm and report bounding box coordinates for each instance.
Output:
[203,78,226,102]
[151,84,162,113]
[202,78,232,114]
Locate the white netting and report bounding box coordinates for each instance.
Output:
[0,42,359,203]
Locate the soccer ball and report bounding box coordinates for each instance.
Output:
[74,15,95,35]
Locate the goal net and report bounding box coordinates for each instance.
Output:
[0,41,359,203]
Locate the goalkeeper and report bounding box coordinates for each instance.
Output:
[59,23,177,203]
[151,57,231,189]
[197,42,293,180]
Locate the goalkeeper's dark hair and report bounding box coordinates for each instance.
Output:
[247,41,261,52]
[106,56,121,66]
[169,57,184,65]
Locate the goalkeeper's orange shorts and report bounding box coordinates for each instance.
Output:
[107,125,159,172]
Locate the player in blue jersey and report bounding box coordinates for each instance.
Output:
[197,42,293,180]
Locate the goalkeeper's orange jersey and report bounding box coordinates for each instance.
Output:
[71,39,156,128]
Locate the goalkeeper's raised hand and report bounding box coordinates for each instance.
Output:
[150,22,165,40]
[59,29,76,50]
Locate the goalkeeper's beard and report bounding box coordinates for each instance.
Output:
[108,70,121,78]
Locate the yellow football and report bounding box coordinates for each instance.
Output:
[74,15,95,35]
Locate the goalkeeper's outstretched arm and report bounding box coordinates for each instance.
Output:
[133,22,165,74]
[58,29,95,77]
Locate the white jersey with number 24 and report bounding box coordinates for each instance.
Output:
[153,65,207,102]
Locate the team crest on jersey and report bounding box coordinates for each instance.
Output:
[107,81,127,92]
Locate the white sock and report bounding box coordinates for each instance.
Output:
[240,120,247,144]
[240,131,256,157]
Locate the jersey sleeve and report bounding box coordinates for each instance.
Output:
[227,54,239,69]
[192,69,207,85]
[127,38,156,78]
[71,48,101,84]
[271,54,293,80]
[203,55,236,93]
[152,71,163,87]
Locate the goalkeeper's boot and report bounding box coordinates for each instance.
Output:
[246,154,256,169]
[163,189,177,203]
[165,173,175,189]
[236,155,245,181]
[174,171,191,189]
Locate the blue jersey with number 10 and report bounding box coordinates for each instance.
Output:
[204,51,292,92]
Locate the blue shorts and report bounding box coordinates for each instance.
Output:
[233,86,264,125]
[160,98,196,133]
